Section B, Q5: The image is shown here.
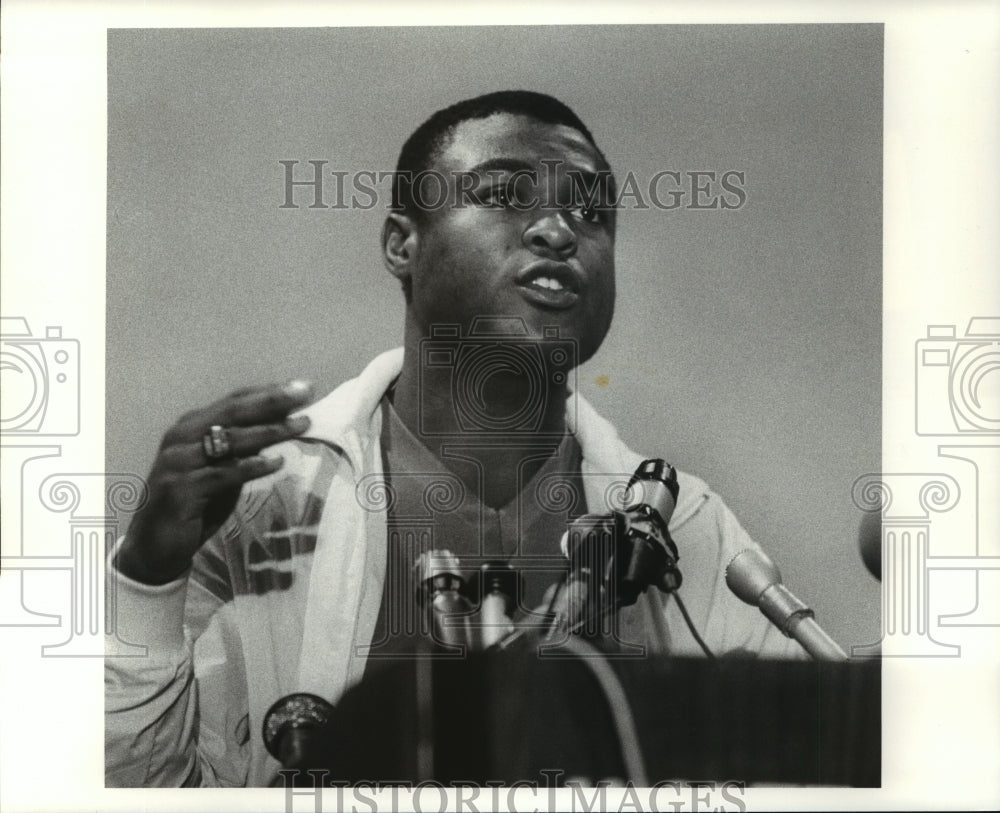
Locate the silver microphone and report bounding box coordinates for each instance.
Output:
[725,548,848,661]
[414,549,473,651]
[475,561,517,649]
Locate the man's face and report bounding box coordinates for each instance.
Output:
[403,112,616,366]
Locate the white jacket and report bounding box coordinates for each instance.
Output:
[105,348,802,788]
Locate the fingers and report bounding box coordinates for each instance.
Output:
[163,380,315,448]
[150,454,286,511]
[126,383,314,586]
[118,453,286,585]
[215,380,315,427]
[159,415,311,472]
[189,454,286,493]
[222,416,311,457]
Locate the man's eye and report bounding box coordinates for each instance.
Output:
[569,203,602,223]
[485,186,510,207]
[480,180,536,209]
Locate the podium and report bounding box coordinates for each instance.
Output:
[283,646,880,787]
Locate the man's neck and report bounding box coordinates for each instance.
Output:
[391,340,571,509]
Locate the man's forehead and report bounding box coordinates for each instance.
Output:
[434,112,603,174]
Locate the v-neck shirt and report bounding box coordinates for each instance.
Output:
[367,393,587,656]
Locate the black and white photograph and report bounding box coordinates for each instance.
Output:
[105,23,882,790]
[1,3,997,812]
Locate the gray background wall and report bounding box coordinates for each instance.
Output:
[107,25,882,648]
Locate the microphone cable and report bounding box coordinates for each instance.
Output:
[540,548,716,659]
[670,592,715,659]
[555,635,649,787]
[561,590,716,660]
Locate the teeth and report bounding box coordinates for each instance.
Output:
[532,275,565,291]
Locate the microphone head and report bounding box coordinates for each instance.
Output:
[413,549,466,605]
[471,560,519,612]
[858,511,882,581]
[624,459,679,534]
[725,547,782,606]
[414,549,463,581]
[262,692,334,763]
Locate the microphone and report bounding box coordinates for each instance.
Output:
[858,511,882,581]
[546,514,620,639]
[619,459,682,600]
[414,549,473,651]
[725,548,848,661]
[262,692,335,769]
[475,561,518,649]
[545,459,683,639]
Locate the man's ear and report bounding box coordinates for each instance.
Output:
[382,212,419,283]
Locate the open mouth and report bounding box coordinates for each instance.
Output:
[515,262,583,309]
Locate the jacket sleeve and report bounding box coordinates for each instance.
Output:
[104,528,250,787]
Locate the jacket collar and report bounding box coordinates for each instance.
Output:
[296,347,404,471]
[297,347,707,527]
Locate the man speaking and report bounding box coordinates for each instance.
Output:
[106,91,804,788]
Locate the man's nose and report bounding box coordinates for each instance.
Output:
[522,210,577,258]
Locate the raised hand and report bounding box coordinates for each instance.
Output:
[115,380,314,585]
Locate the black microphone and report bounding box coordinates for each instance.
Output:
[619,458,682,600]
[546,459,683,638]
[725,548,848,661]
[414,549,473,651]
[262,692,335,770]
[546,513,620,639]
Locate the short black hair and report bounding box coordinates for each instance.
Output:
[391,90,614,221]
